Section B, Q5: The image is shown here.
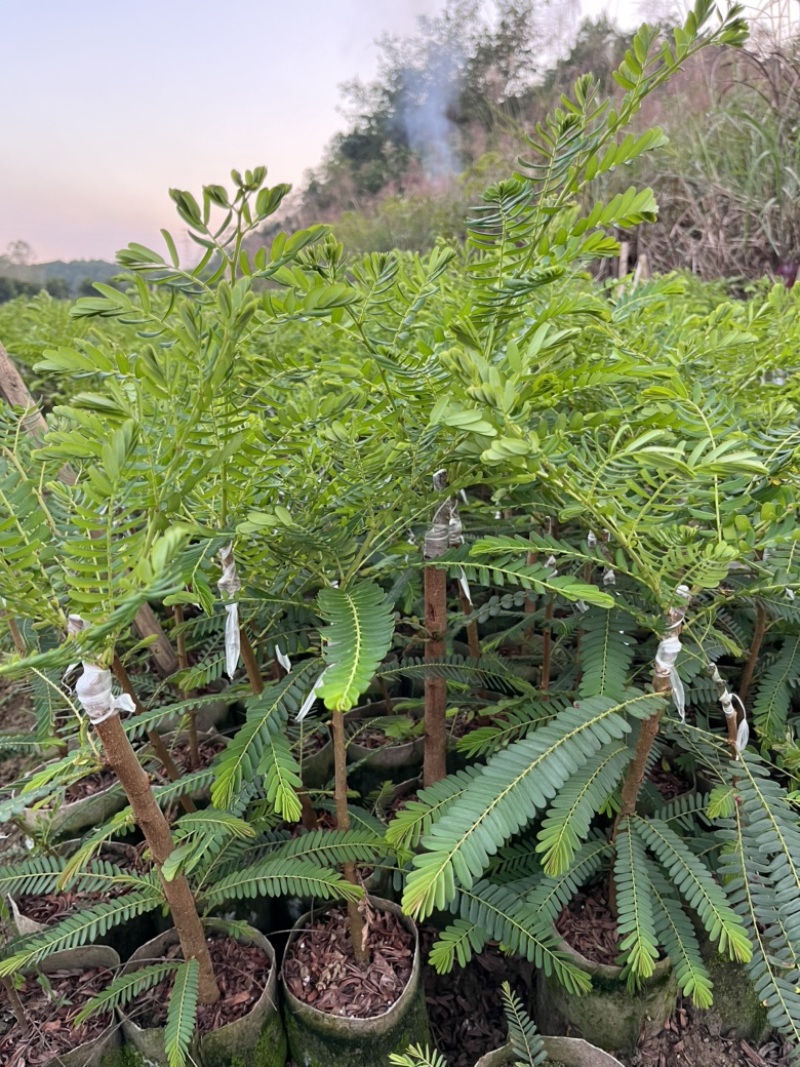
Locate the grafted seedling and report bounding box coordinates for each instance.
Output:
[72,621,220,1006]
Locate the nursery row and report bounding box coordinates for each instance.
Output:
[1,3,799,1065]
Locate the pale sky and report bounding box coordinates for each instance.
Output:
[2,0,642,263]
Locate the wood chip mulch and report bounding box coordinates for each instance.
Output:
[352,727,396,750]
[17,842,151,924]
[130,935,269,1035]
[647,764,693,801]
[283,902,414,1018]
[63,768,117,803]
[421,927,531,1067]
[0,965,115,1067]
[166,736,227,774]
[556,885,620,966]
[632,996,796,1067]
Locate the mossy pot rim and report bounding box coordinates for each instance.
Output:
[556,924,675,982]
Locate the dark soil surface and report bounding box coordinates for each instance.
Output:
[164,734,227,774]
[131,935,269,1034]
[0,675,36,787]
[631,998,794,1067]
[556,885,620,966]
[0,964,115,1067]
[421,927,531,1067]
[17,842,151,924]
[420,932,795,1067]
[63,768,117,803]
[283,902,414,1018]
[647,763,694,801]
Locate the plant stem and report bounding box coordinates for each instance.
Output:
[739,602,767,704]
[541,600,553,691]
[423,565,448,786]
[331,711,368,969]
[5,615,25,656]
[173,606,199,770]
[239,627,263,695]
[91,711,220,1004]
[132,603,178,678]
[111,655,196,815]
[457,583,481,660]
[1,977,29,1035]
[523,547,538,650]
[239,626,317,830]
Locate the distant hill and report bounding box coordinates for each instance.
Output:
[40,259,121,295]
[0,257,121,303]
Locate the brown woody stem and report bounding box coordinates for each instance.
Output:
[239,626,317,829]
[111,656,196,815]
[91,711,220,1003]
[2,977,29,1035]
[541,600,554,691]
[423,565,448,787]
[239,627,263,695]
[331,711,368,968]
[173,606,199,771]
[739,602,766,704]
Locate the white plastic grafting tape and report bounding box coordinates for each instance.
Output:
[425,470,453,559]
[276,646,292,673]
[217,544,242,680]
[75,664,135,725]
[296,671,326,722]
[457,566,472,606]
[732,693,749,759]
[603,568,617,586]
[449,508,464,547]
[655,633,685,721]
[587,531,597,548]
[545,555,558,578]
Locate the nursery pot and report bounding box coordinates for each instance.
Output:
[10,945,122,1067]
[20,766,126,838]
[300,733,334,789]
[536,935,677,1056]
[159,695,231,734]
[696,936,770,1042]
[475,1035,625,1067]
[9,840,158,960]
[281,896,430,1067]
[118,919,286,1067]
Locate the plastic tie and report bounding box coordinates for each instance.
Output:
[75,664,135,725]
[217,544,241,679]
[296,671,327,722]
